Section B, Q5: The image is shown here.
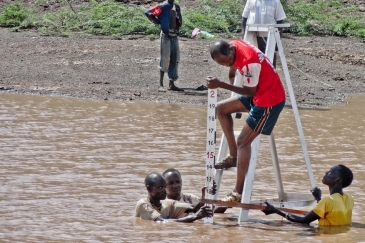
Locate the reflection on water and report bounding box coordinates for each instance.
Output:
[0,93,364,242]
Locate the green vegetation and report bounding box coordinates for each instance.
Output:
[0,2,33,29]
[282,0,365,38]
[0,0,364,39]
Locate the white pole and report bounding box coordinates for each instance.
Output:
[204,89,217,224]
[274,29,316,188]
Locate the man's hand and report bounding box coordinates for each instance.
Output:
[206,76,222,89]
[209,180,217,195]
[261,201,278,215]
[194,205,213,220]
[201,181,217,198]
[310,187,322,202]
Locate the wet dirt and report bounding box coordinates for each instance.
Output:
[0,0,364,108]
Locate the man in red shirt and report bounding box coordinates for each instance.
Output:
[206,39,286,202]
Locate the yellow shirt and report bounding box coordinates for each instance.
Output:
[312,193,354,226]
[134,198,190,221]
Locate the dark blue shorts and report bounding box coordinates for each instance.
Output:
[238,95,285,135]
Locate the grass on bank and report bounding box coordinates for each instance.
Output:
[0,0,364,39]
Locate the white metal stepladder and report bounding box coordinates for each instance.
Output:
[205,24,317,223]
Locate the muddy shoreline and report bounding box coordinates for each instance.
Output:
[1,28,364,108]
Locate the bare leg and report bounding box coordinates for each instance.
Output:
[235,124,259,193]
[159,70,164,87]
[157,70,166,92]
[216,97,248,157]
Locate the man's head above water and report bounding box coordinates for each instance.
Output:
[145,172,167,201]
[322,164,353,189]
[163,168,182,200]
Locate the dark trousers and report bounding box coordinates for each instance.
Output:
[257,37,277,68]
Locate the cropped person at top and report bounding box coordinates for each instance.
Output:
[262,164,354,226]
[242,0,287,67]
[145,0,184,92]
[206,39,286,202]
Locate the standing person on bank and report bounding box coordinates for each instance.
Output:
[262,164,354,226]
[206,40,286,202]
[145,0,184,92]
[242,0,287,67]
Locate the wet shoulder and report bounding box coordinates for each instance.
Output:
[135,198,149,207]
[181,192,200,205]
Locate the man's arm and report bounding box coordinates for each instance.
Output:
[155,205,213,223]
[276,19,284,36]
[176,5,183,27]
[242,17,248,39]
[262,202,320,224]
[206,77,257,97]
[145,9,160,24]
[275,0,287,35]
[228,66,237,85]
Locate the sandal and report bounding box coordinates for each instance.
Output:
[196,84,208,91]
[221,190,242,202]
[214,155,237,170]
[168,85,184,92]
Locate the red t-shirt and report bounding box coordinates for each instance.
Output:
[231,39,285,107]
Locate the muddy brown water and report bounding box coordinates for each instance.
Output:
[0,93,364,242]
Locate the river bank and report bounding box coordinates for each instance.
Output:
[0,28,364,108]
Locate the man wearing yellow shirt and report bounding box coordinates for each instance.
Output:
[262,164,354,226]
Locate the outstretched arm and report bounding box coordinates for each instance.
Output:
[155,205,213,223]
[262,202,320,224]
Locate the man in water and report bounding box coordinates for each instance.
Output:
[162,168,227,213]
[262,164,354,226]
[134,172,213,222]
